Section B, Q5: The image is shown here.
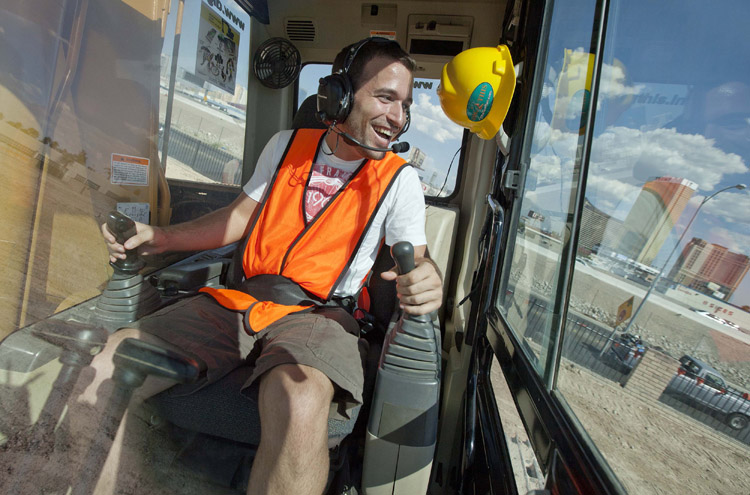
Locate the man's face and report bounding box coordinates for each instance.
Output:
[334,55,413,160]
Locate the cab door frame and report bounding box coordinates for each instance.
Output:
[463,0,629,493]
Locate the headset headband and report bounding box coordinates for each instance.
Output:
[317,36,408,127]
[340,36,396,76]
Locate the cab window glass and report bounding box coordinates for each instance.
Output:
[497,0,597,378]
[159,0,250,187]
[0,0,250,339]
[297,63,464,198]
[0,2,188,337]
[499,0,750,493]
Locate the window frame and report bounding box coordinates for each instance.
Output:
[468,0,631,493]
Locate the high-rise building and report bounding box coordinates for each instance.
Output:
[613,176,697,265]
[579,198,623,255]
[669,237,750,300]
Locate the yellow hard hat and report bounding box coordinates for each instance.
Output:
[437,45,516,140]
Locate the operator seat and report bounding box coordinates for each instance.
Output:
[293,94,327,130]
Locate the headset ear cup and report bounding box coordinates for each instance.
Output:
[317,73,353,123]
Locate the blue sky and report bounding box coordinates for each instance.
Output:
[526,1,750,305]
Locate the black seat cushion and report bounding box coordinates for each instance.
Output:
[149,365,359,446]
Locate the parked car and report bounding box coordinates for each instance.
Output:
[605,333,645,373]
[663,355,750,430]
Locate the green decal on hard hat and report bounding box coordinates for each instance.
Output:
[467,82,494,122]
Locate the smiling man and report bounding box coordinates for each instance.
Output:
[92,37,441,494]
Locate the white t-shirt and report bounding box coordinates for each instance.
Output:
[243,130,427,297]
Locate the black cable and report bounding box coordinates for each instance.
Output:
[426,144,463,209]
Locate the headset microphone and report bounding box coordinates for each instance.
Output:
[390,142,410,153]
[335,128,410,153]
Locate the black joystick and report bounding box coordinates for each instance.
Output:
[390,241,430,324]
[71,338,199,495]
[107,211,145,274]
[362,241,441,492]
[111,338,200,389]
[30,321,109,444]
[95,211,161,327]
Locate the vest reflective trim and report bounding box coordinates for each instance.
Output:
[200,129,409,333]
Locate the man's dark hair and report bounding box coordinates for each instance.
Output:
[332,38,416,92]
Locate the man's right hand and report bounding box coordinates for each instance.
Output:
[101,221,168,263]
[100,193,259,262]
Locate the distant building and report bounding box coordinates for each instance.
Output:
[612,176,697,265]
[669,237,750,301]
[579,198,623,255]
[408,147,426,171]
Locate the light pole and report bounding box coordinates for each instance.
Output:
[603,183,747,352]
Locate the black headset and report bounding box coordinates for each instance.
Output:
[316,37,411,137]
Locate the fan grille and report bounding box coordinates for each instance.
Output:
[253,38,301,89]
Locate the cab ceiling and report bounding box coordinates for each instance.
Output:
[259,0,507,79]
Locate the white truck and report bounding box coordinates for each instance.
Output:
[663,355,750,431]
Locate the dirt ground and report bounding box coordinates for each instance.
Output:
[497,257,750,494]
[489,358,750,495]
[559,362,750,494]
[0,393,240,495]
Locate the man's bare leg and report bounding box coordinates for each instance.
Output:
[247,363,334,495]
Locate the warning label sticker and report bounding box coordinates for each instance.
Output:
[111,153,149,186]
[116,202,150,224]
[369,30,396,40]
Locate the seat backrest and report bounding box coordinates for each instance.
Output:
[293,94,327,130]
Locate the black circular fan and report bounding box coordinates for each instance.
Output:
[253,37,301,89]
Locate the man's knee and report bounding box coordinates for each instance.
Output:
[259,364,334,428]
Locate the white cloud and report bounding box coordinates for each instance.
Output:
[591,127,747,190]
[410,93,464,143]
[598,62,645,99]
[700,190,750,226]
[535,125,747,193]
[527,124,749,230]
[529,152,565,184]
[586,175,641,216]
[635,128,746,189]
[705,226,750,256]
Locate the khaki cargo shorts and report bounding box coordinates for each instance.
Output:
[131,294,367,420]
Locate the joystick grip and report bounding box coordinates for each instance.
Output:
[106,210,144,274]
[107,211,137,245]
[391,241,415,275]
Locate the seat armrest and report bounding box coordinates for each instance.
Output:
[154,259,231,294]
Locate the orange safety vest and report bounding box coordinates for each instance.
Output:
[200,129,409,333]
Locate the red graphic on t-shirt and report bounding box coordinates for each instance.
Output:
[305,164,353,222]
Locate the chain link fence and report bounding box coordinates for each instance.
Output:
[161,127,243,185]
